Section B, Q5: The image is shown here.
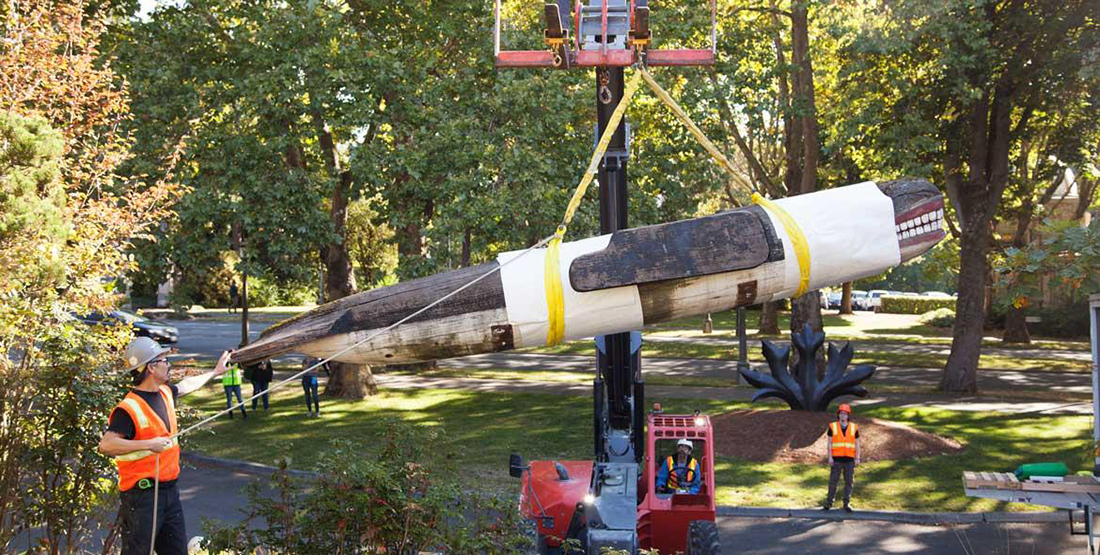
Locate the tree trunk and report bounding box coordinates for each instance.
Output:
[325,362,378,398]
[840,282,853,314]
[1002,305,1031,343]
[312,112,373,398]
[461,227,472,267]
[323,171,357,301]
[783,2,822,334]
[758,301,780,335]
[790,293,823,335]
[939,226,990,393]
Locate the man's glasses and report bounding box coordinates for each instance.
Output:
[149,358,170,366]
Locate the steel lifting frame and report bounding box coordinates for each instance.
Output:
[492,0,716,68]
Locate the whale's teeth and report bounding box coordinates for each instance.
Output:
[921,213,930,223]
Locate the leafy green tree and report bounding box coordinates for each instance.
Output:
[346,198,398,287]
[834,0,1100,392]
[1000,217,1100,315]
[0,114,67,247]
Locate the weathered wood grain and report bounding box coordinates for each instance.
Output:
[569,205,783,292]
[231,262,506,364]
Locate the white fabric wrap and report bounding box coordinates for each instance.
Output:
[759,181,901,299]
[497,235,644,348]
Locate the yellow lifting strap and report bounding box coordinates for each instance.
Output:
[637,68,743,186]
[752,193,811,297]
[544,70,644,346]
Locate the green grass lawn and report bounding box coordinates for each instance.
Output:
[179,382,1092,512]
[525,340,1089,372]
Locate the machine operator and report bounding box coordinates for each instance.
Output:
[656,438,701,495]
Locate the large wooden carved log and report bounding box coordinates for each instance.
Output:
[231,179,945,366]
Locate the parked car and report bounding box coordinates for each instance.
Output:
[827,292,843,309]
[74,310,179,344]
[851,290,869,310]
[819,290,829,308]
[866,289,890,311]
[922,291,953,298]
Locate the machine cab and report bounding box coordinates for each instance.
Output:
[637,410,717,552]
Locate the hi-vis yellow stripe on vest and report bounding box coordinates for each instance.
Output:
[112,385,181,491]
[829,422,857,458]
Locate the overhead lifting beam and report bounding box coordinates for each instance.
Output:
[493,0,717,68]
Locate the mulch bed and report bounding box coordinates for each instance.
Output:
[711,409,964,464]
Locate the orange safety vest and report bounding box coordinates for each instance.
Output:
[666,456,697,490]
[829,421,858,459]
[112,385,181,492]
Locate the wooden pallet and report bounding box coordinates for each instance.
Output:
[964,471,1100,493]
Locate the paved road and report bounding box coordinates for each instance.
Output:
[168,319,305,366]
[716,515,1089,554]
[176,465,1094,554]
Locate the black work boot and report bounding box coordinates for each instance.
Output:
[843,504,853,513]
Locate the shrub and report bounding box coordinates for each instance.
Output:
[879,296,956,314]
[201,423,531,554]
[919,308,956,328]
[1028,300,1091,339]
[248,276,317,307]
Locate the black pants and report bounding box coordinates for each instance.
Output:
[826,459,855,506]
[251,379,269,410]
[119,480,187,555]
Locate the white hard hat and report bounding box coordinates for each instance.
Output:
[677,439,693,450]
[123,337,170,372]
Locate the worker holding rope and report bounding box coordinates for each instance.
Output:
[98,337,232,555]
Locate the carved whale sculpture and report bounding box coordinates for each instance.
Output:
[230,178,945,366]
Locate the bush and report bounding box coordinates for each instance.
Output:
[918,308,956,328]
[247,276,317,307]
[1028,300,1091,339]
[879,295,956,314]
[201,423,531,554]
[1,320,132,552]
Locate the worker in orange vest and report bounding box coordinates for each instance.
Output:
[98,337,232,555]
[823,403,860,512]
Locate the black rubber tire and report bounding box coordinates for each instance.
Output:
[686,520,721,555]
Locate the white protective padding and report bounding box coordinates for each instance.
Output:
[760,181,901,299]
[497,235,644,348]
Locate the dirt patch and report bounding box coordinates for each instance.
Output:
[712,409,963,463]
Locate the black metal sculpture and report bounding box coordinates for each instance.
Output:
[739,324,875,411]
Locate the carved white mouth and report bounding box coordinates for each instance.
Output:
[895,197,946,262]
[896,208,944,241]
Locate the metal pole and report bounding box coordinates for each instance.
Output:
[240,271,250,347]
[1090,294,1100,476]
[736,308,748,384]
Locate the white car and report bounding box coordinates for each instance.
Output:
[866,290,890,311]
[922,291,954,298]
[850,290,869,310]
